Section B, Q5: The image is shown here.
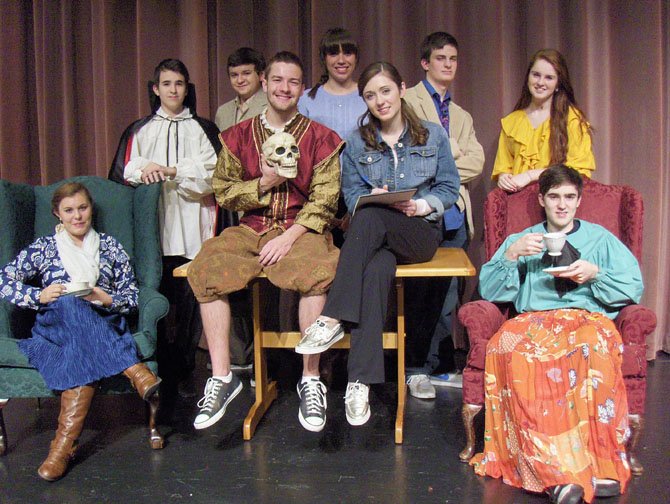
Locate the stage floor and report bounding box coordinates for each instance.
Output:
[2,351,668,503]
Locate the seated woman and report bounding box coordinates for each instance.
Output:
[295,61,460,426]
[470,166,642,504]
[0,182,161,481]
[492,49,595,193]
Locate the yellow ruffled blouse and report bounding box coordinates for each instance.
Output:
[491,107,595,180]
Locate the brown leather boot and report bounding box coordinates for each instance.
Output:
[38,385,95,481]
[123,363,161,400]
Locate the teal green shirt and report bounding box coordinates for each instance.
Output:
[479,220,643,319]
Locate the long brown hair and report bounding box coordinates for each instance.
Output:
[357,62,428,151]
[514,49,592,165]
[307,28,359,99]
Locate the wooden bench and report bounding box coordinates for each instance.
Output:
[174,247,475,443]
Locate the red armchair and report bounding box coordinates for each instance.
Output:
[457,178,656,476]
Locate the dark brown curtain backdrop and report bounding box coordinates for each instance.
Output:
[1,0,668,357]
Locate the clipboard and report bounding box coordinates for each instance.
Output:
[352,188,417,216]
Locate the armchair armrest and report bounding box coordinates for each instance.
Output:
[133,287,168,359]
[458,300,509,416]
[458,300,507,371]
[615,304,657,346]
[615,304,655,378]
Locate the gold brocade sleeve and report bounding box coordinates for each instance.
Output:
[211,144,271,212]
[294,142,343,234]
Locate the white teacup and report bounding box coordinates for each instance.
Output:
[64,281,90,294]
[543,232,567,256]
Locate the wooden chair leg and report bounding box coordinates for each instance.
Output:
[459,403,482,462]
[147,392,164,449]
[627,413,644,476]
[244,281,278,440]
[0,399,8,456]
[243,351,277,440]
[395,278,405,445]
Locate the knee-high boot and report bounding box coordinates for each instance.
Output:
[38,385,96,481]
[123,363,161,400]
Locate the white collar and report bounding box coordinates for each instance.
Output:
[260,109,297,134]
[156,106,192,121]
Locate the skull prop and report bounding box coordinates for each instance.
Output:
[262,132,300,179]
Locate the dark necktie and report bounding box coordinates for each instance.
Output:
[540,241,582,298]
[439,97,450,136]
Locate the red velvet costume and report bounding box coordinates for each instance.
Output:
[215,114,343,234]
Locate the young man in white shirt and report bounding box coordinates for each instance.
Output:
[110,59,223,398]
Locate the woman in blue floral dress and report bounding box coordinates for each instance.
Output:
[0,182,161,481]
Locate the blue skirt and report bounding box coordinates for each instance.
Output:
[17,295,139,390]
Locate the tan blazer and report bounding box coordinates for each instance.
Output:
[404,82,484,238]
[214,88,268,132]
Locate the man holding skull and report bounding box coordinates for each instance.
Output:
[187,51,343,433]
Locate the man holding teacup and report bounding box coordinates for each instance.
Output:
[496,168,606,288]
[471,165,642,503]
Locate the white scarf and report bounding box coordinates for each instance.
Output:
[55,226,101,287]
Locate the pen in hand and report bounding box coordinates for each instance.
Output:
[359,173,376,189]
[358,173,387,193]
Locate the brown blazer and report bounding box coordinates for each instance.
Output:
[404,81,484,238]
[214,88,268,132]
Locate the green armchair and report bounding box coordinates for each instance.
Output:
[0,176,169,454]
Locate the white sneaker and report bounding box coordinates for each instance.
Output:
[407,374,436,399]
[295,318,344,355]
[429,372,463,389]
[344,381,370,426]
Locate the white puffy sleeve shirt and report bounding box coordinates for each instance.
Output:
[123,107,217,259]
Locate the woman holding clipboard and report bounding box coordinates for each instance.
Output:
[294,61,459,427]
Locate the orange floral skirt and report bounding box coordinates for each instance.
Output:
[470,309,630,503]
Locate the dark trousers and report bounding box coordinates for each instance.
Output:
[322,206,442,384]
[157,256,202,385]
[405,220,469,372]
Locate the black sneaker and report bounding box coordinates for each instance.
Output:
[297,379,327,432]
[193,375,243,430]
[547,484,584,504]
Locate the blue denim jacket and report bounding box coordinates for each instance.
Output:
[341,120,460,222]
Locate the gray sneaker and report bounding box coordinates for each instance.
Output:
[193,375,243,430]
[295,319,344,354]
[407,374,436,399]
[297,379,327,432]
[344,381,370,426]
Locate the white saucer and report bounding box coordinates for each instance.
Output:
[65,288,92,297]
[543,266,570,274]
[64,282,92,297]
